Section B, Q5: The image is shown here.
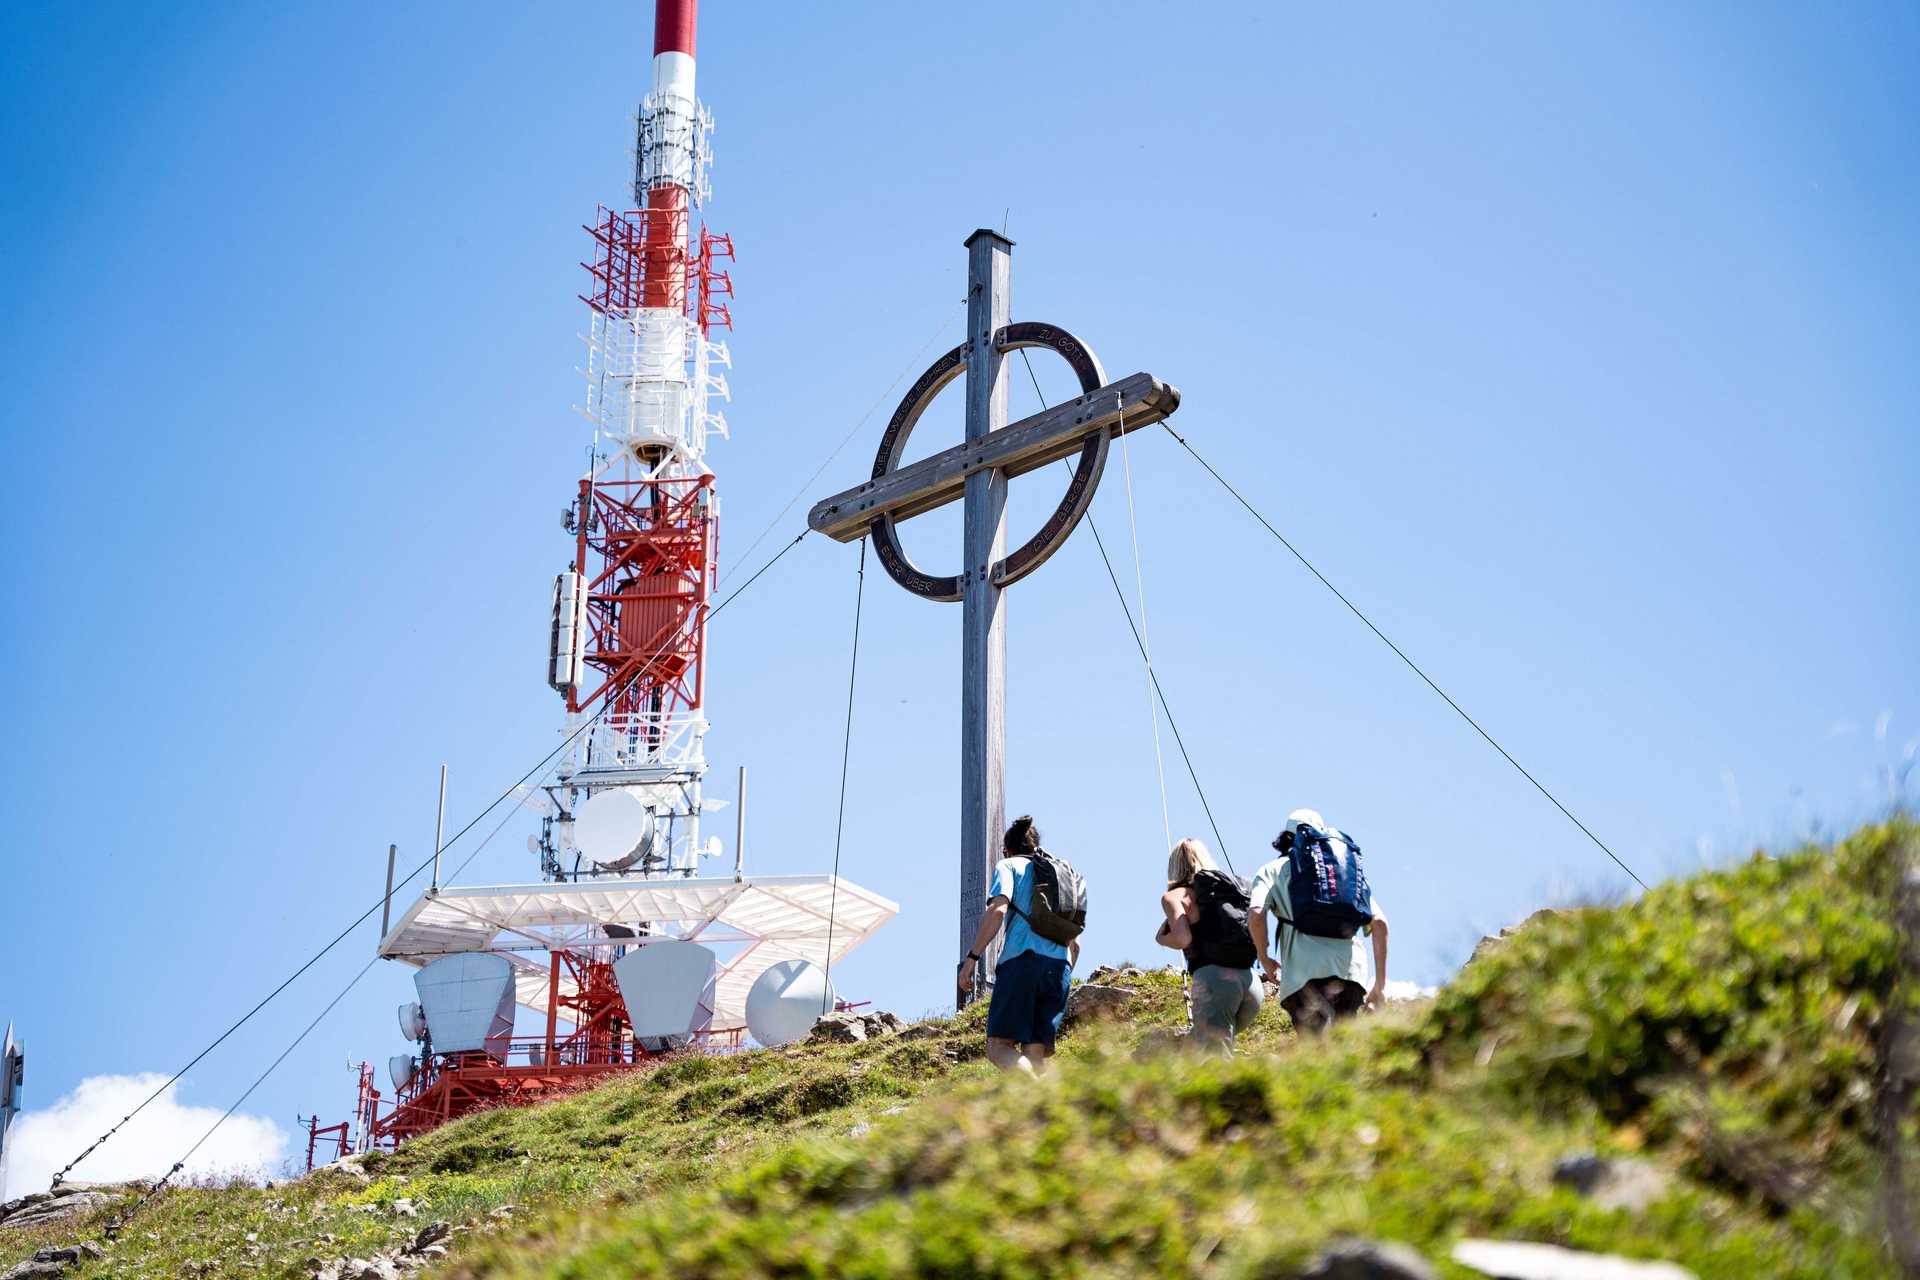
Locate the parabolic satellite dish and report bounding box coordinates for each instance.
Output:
[397,1001,426,1042]
[573,788,657,869]
[744,959,836,1048]
[388,1054,416,1092]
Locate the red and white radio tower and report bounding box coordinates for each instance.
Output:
[321,0,895,1152]
[550,0,736,878]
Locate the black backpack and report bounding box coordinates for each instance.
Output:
[1186,869,1257,969]
[1006,849,1088,945]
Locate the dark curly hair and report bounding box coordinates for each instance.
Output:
[1003,815,1041,855]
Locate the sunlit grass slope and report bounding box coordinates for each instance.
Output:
[3,821,1909,1280]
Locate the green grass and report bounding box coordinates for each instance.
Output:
[1384,819,1905,1203]
[452,1036,1880,1280]
[5,820,1910,1280]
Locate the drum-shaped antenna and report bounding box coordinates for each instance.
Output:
[388,1054,417,1092]
[611,940,716,1048]
[574,788,657,869]
[744,960,836,1048]
[413,953,515,1060]
[397,1001,427,1042]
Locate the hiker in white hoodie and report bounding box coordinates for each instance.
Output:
[1247,808,1389,1034]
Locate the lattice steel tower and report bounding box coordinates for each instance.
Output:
[543,0,734,881]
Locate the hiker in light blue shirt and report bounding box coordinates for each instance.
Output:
[956,815,1079,1074]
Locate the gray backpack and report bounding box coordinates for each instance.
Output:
[1006,850,1088,944]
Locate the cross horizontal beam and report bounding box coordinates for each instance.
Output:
[806,372,1180,543]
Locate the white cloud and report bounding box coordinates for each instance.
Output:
[1384,979,1437,1002]
[3,1074,288,1199]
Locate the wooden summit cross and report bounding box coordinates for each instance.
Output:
[808,231,1182,1005]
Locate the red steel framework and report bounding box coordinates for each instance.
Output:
[302,1062,378,1172]
[572,204,730,729]
[301,1117,349,1173]
[568,475,716,721]
[694,227,734,335]
[580,206,734,337]
[363,953,745,1149]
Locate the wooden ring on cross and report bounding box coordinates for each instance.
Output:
[866,321,1111,602]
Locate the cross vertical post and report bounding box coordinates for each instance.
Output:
[959,229,1012,1002]
[807,230,1183,1011]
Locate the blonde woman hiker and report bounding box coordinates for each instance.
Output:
[1248,808,1389,1035]
[1155,837,1263,1054]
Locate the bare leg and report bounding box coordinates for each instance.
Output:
[987,1036,1035,1074]
[1019,1043,1055,1075]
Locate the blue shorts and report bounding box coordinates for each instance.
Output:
[986,949,1071,1047]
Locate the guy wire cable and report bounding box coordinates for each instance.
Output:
[48,701,610,1189]
[53,520,816,1187]
[1079,503,1238,877]
[1015,348,1235,875]
[103,956,380,1237]
[729,299,964,574]
[107,793,534,1232]
[1159,420,1650,893]
[820,537,868,1012]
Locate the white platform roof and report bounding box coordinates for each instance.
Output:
[376,874,898,1033]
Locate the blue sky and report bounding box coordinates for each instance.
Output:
[1,1,1914,1187]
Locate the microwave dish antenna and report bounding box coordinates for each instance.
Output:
[413,953,515,1060]
[573,787,659,870]
[397,1002,427,1042]
[745,959,835,1047]
[613,939,717,1048]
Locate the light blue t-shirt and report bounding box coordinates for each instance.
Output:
[989,855,1071,964]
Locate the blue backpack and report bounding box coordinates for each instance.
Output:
[1276,824,1373,940]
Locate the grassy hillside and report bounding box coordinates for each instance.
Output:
[4,820,1911,1279]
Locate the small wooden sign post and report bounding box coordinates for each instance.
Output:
[808,230,1181,1005]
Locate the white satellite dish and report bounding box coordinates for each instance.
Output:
[611,940,716,1046]
[388,1054,417,1091]
[574,788,657,869]
[397,1001,427,1042]
[745,960,836,1048]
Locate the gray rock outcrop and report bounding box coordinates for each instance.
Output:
[1063,983,1138,1023]
[1468,909,1561,965]
[0,1183,120,1232]
[0,1243,106,1280]
[808,1011,905,1043]
[1551,1153,1674,1212]
[1083,964,1146,985]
